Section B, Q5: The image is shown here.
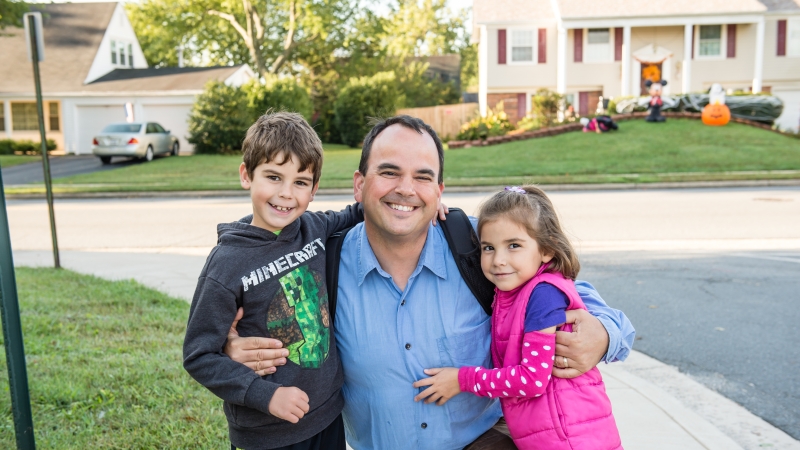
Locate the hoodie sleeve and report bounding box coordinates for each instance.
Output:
[183,275,281,415]
[318,202,364,237]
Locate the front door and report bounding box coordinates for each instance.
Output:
[640,63,663,95]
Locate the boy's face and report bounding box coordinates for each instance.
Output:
[239,155,318,232]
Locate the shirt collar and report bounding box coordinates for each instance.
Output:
[356,223,448,286]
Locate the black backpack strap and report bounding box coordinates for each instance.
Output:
[439,208,495,316]
[325,226,353,326]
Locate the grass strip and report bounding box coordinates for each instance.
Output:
[0,268,227,448]
[0,155,42,169]
[5,120,800,194]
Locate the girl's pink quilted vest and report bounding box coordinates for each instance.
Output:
[491,266,622,449]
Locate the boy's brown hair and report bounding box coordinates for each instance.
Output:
[242,111,324,185]
[477,185,580,280]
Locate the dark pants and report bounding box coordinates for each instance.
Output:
[231,414,345,450]
[464,419,518,450]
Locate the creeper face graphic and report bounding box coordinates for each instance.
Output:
[275,267,330,368]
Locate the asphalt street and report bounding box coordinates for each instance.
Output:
[579,249,800,439]
[5,187,800,442]
[1,154,143,185]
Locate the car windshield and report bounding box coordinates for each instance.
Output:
[101,124,142,133]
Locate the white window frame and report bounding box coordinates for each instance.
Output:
[111,40,117,64]
[788,17,800,57]
[507,28,538,65]
[694,24,727,60]
[583,28,614,63]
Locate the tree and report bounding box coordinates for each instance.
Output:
[334,72,401,147]
[1,0,27,29]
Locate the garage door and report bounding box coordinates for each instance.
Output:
[75,105,127,154]
[141,104,193,154]
[774,90,800,133]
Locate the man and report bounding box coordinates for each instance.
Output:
[225,116,635,449]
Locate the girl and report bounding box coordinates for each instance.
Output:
[413,185,622,449]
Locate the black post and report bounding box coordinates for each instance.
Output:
[28,14,60,269]
[0,170,36,449]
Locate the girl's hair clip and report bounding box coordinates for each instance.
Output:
[505,186,526,194]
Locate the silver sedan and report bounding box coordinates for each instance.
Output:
[92,122,180,164]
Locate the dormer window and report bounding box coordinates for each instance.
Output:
[110,40,133,67]
[128,44,133,67]
[120,45,126,67]
[111,40,117,64]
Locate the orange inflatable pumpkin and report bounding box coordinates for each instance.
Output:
[702,103,731,126]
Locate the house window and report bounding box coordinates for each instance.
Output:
[11,103,38,131]
[0,103,5,132]
[120,45,126,67]
[48,102,60,131]
[111,40,117,64]
[699,25,722,57]
[789,18,800,57]
[585,28,611,62]
[128,43,134,66]
[510,30,535,63]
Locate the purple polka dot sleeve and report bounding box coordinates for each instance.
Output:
[458,331,556,399]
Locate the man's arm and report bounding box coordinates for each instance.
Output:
[225,307,289,376]
[552,280,635,379]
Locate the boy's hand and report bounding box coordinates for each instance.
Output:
[269,387,310,423]
[412,368,461,405]
[432,201,450,226]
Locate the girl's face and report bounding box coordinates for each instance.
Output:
[480,219,553,292]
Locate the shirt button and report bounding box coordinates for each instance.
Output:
[421,422,427,429]
[405,343,411,350]
[401,299,406,306]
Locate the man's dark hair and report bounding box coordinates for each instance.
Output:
[359,115,445,183]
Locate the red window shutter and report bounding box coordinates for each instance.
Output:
[578,92,589,116]
[574,29,583,62]
[727,24,737,58]
[691,25,695,59]
[614,28,623,61]
[498,29,507,64]
[778,20,787,56]
[517,93,526,119]
[538,28,547,63]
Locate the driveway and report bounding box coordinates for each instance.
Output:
[1,155,141,185]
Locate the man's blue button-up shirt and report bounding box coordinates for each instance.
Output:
[334,222,635,450]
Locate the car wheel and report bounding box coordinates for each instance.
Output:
[171,142,179,156]
[144,145,154,162]
[99,156,112,165]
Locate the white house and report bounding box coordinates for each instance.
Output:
[0,2,254,154]
[473,0,800,131]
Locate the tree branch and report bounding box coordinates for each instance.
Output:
[207,10,250,46]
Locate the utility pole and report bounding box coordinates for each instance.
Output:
[25,12,60,269]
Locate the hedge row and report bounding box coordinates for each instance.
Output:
[0,139,57,155]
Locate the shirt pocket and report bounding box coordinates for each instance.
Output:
[437,320,494,423]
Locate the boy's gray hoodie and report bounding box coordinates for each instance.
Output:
[183,205,361,449]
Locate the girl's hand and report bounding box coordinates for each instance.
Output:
[431,201,450,226]
[413,367,461,405]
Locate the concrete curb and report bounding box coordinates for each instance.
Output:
[5,178,800,200]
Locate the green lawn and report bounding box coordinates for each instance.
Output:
[7,120,800,194]
[0,155,40,169]
[0,268,227,448]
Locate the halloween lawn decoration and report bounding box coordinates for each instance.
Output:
[702,83,731,126]
[581,116,619,133]
[645,80,668,122]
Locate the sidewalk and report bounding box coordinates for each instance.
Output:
[14,249,800,450]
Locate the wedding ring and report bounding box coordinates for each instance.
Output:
[563,356,569,368]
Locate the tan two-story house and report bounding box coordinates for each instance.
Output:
[474,0,800,131]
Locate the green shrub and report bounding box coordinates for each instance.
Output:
[246,77,312,120]
[188,81,252,154]
[397,61,460,108]
[0,139,15,155]
[0,139,56,154]
[456,105,513,141]
[334,72,401,148]
[529,89,562,129]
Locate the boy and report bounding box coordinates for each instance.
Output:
[183,112,362,450]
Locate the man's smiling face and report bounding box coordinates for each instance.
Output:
[354,124,443,240]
